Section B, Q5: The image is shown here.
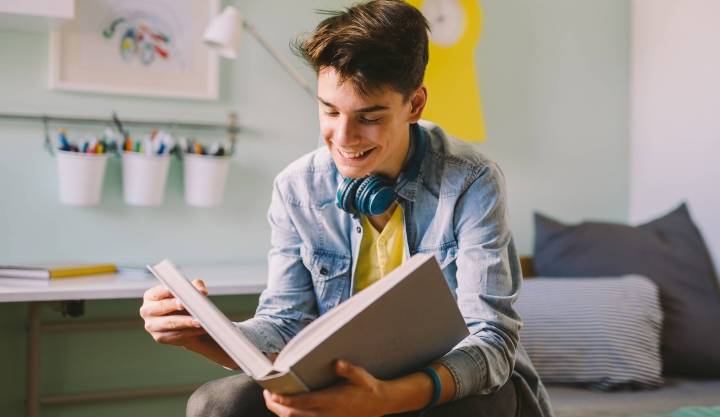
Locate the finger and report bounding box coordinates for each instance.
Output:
[151,328,207,344]
[140,298,184,318]
[268,389,327,410]
[143,284,173,301]
[191,279,209,295]
[263,390,288,416]
[335,360,373,386]
[263,390,315,417]
[144,316,202,333]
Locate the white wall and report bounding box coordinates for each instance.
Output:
[631,0,720,272]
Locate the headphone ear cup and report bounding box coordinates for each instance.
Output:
[354,177,374,214]
[367,184,396,215]
[356,175,395,215]
[336,177,363,213]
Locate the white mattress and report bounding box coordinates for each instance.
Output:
[547,378,720,417]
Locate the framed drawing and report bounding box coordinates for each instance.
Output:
[49,0,219,100]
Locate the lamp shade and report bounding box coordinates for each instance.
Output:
[204,6,242,59]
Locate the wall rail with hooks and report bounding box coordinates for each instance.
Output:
[0,111,240,153]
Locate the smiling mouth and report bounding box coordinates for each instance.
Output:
[338,147,375,160]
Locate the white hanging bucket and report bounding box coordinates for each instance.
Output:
[56,150,109,206]
[183,153,230,207]
[121,152,171,206]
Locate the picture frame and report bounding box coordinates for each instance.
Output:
[48,0,219,100]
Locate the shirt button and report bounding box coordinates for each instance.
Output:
[356,226,362,233]
[320,267,328,276]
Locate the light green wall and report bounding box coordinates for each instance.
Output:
[0,1,629,416]
[477,0,630,249]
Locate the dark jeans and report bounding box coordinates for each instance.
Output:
[187,373,520,417]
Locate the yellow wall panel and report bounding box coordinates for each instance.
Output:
[408,0,486,142]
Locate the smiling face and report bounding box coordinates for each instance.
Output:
[318,67,427,180]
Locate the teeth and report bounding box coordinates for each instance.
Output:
[341,149,369,158]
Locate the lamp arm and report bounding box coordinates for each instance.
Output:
[242,21,315,98]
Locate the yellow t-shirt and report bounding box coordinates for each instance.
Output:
[354,205,407,292]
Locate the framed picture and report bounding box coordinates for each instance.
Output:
[49,0,219,100]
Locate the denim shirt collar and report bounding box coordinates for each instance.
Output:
[394,122,427,202]
[395,165,423,202]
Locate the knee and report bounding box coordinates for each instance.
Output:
[186,374,263,417]
[187,380,220,417]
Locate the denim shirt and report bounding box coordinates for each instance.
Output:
[236,121,553,416]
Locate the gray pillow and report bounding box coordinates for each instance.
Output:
[516,275,663,390]
[533,203,720,377]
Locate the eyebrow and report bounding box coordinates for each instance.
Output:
[317,97,389,113]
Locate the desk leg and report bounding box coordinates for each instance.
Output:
[26,302,41,417]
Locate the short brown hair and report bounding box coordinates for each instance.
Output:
[293,0,429,99]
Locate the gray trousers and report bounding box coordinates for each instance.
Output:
[187,373,520,417]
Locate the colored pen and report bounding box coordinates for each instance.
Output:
[124,136,133,152]
[88,138,98,153]
[208,143,225,156]
[58,129,71,151]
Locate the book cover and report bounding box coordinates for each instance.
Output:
[0,263,118,280]
[148,253,468,394]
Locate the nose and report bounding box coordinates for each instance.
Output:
[332,117,360,146]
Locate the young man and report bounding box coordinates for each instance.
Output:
[140,1,553,416]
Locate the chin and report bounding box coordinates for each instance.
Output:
[331,152,378,179]
[336,165,370,179]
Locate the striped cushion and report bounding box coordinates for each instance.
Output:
[516,275,663,390]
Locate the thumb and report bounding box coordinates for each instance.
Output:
[335,360,372,386]
[192,279,208,295]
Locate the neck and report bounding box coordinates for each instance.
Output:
[367,202,398,232]
[381,125,412,182]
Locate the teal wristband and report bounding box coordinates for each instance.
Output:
[420,367,441,411]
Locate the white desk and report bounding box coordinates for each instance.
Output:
[0,264,269,302]
[0,264,269,417]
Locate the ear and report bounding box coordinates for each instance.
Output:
[407,85,428,124]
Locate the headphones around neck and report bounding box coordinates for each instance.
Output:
[335,123,427,216]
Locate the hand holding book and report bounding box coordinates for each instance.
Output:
[140,277,270,370]
[140,279,210,347]
[262,359,390,417]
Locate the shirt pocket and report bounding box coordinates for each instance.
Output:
[306,249,351,315]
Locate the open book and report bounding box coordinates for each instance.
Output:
[147,253,468,394]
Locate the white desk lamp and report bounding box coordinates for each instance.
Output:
[204,6,315,98]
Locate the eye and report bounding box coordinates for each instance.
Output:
[359,115,382,124]
[323,110,339,117]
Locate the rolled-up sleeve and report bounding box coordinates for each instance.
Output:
[235,177,319,354]
[435,162,523,399]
